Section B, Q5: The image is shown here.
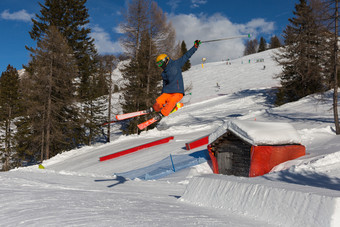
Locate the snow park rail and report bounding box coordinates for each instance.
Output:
[185,135,209,150]
[99,136,174,161]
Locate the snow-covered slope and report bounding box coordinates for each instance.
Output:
[1,49,340,226]
[182,49,281,104]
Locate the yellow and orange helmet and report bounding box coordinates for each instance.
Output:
[156,54,169,68]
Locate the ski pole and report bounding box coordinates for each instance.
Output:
[201,34,252,43]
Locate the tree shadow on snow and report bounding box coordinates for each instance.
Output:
[263,170,340,191]
[229,88,277,107]
[94,175,127,188]
[228,88,334,124]
[264,109,334,124]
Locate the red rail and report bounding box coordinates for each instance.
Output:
[99,136,174,161]
[185,135,209,150]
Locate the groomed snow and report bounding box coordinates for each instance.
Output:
[1,49,340,226]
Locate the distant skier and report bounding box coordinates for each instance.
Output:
[152,40,201,120]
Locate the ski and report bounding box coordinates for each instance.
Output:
[103,109,151,125]
[102,120,118,126]
[137,103,184,130]
[137,117,159,130]
[115,109,151,121]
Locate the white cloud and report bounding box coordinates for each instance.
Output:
[191,0,208,8]
[169,13,275,65]
[167,0,181,12]
[240,18,275,35]
[0,9,34,22]
[91,25,123,54]
[113,25,124,34]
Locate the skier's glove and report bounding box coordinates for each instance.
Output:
[194,40,201,48]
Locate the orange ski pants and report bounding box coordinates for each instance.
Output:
[153,93,183,116]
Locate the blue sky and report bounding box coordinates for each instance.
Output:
[0,0,298,71]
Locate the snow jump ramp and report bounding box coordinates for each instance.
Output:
[181,174,340,227]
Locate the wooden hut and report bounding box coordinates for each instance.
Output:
[208,120,306,177]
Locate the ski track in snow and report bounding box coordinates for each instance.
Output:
[1,49,340,226]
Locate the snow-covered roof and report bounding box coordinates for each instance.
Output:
[209,120,302,146]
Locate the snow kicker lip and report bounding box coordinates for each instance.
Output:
[181,175,340,227]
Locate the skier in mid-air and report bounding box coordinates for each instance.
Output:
[112,35,249,129]
[152,40,201,120]
[114,40,201,129]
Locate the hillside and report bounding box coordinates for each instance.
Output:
[1,49,340,226]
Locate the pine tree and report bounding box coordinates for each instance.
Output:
[28,0,97,85]
[269,35,282,49]
[27,0,104,145]
[22,26,79,160]
[121,31,161,134]
[120,0,177,134]
[181,41,191,71]
[0,65,21,170]
[243,38,258,55]
[81,74,108,145]
[13,115,35,165]
[97,55,119,142]
[258,37,267,52]
[274,0,327,105]
[320,0,340,134]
